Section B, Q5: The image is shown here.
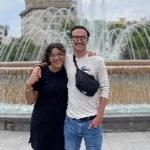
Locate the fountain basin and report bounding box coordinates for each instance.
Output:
[0,61,150,132]
[0,112,150,132]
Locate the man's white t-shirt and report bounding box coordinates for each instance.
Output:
[64,53,109,119]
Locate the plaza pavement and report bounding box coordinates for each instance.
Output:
[0,130,150,150]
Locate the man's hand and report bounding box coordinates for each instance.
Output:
[88,116,103,129]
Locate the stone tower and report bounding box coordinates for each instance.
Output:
[21,0,76,17]
[20,0,76,45]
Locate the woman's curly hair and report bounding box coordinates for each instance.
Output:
[41,43,66,64]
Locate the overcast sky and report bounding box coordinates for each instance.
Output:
[0,0,25,26]
[0,0,150,36]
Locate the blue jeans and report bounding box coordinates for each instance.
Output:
[64,116,103,150]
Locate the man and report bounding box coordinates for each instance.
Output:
[33,25,109,150]
[64,25,109,150]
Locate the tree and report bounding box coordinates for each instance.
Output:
[122,25,150,59]
[60,20,75,36]
[109,23,150,59]
[0,37,40,61]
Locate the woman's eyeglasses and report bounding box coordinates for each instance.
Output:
[50,53,65,58]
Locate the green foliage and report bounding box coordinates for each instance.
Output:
[122,25,150,59]
[109,23,150,59]
[60,20,75,36]
[109,23,126,30]
[0,37,40,61]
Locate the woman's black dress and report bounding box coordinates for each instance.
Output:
[29,66,68,150]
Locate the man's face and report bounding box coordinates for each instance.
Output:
[70,29,89,52]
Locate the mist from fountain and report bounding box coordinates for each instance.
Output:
[76,0,150,59]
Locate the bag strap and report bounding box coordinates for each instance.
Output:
[73,54,78,68]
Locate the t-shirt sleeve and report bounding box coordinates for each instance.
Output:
[96,57,109,98]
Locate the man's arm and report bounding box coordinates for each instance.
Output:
[89,57,109,128]
[33,51,95,77]
[96,97,107,123]
[88,97,107,129]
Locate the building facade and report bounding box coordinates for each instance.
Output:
[0,25,12,45]
[20,0,76,45]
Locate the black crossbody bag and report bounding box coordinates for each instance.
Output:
[73,54,100,96]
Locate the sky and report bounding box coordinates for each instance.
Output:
[0,0,150,37]
[0,0,25,26]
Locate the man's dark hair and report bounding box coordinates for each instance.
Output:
[69,25,90,38]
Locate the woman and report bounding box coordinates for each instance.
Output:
[25,43,68,150]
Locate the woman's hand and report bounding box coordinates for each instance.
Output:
[88,51,96,57]
[26,68,40,87]
[33,62,47,78]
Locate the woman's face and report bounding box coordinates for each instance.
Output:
[49,47,65,68]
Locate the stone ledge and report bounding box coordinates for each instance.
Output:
[0,114,31,131]
[0,113,150,132]
[103,113,150,132]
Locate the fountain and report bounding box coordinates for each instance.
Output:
[76,0,150,59]
[1,0,150,61]
[0,0,150,131]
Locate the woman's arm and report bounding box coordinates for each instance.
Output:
[25,71,39,105]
